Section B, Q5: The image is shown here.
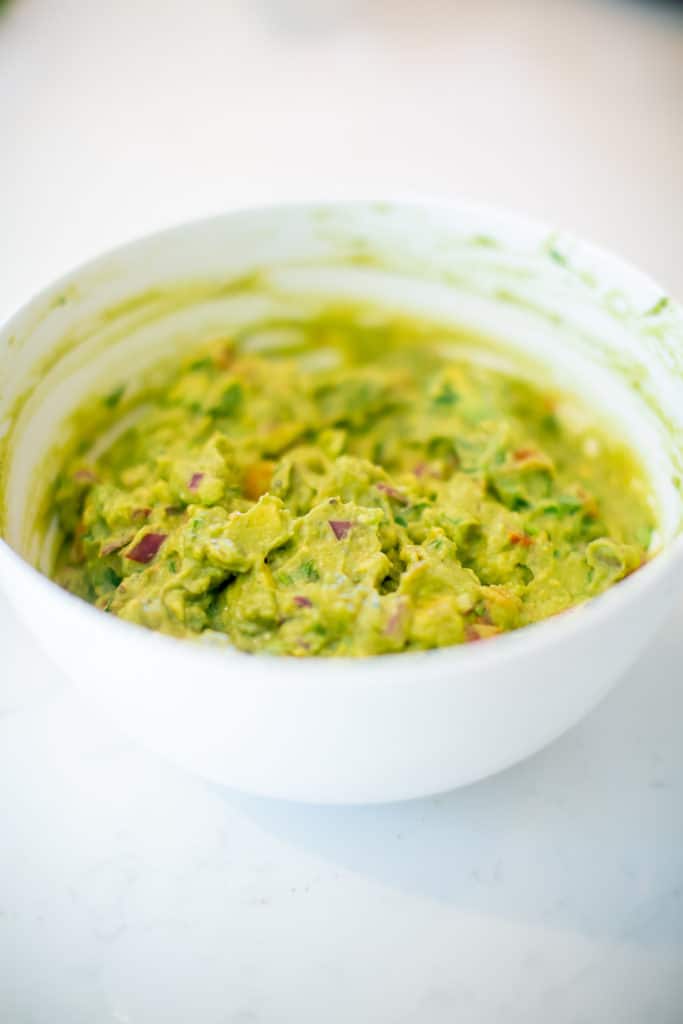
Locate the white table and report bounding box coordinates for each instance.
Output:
[2,1,682,1020]
[2,592,683,1023]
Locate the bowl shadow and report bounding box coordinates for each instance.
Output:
[221,604,683,950]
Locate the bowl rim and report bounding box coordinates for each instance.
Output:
[1,195,682,681]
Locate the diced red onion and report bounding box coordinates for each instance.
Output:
[293,595,313,608]
[188,472,205,491]
[376,482,409,504]
[126,532,167,564]
[329,520,352,540]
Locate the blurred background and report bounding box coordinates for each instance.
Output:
[1,0,682,323]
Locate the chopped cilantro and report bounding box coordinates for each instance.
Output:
[299,560,320,582]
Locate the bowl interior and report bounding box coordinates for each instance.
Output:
[1,200,683,570]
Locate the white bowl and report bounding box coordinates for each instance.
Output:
[1,200,682,804]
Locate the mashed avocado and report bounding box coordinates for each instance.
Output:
[51,310,654,656]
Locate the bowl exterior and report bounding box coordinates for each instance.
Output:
[1,541,680,803]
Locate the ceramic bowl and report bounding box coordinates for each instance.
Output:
[1,200,682,803]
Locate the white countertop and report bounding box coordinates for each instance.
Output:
[2,0,683,1020]
[2,591,683,1023]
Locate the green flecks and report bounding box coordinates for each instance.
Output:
[548,246,569,268]
[494,288,564,325]
[557,494,583,514]
[470,235,498,249]
[541,412,560,434]
[544,232,571,269]
[189,357,214,372]
[216,271,265,297]
[211,381,243,418]
[103,385,125,409]
[348,241,382,269]
[433,381,460,408]
[645,297,670,317]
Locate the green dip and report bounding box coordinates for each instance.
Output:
[50,309,654,656]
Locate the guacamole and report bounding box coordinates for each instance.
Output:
[51,310,654,656]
